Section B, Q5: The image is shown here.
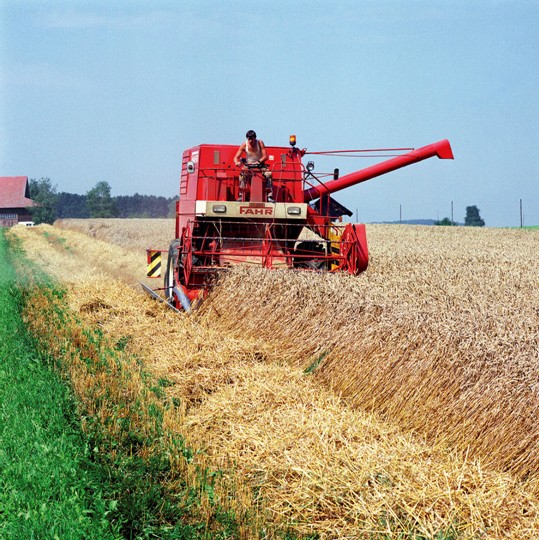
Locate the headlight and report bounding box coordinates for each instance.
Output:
[212,205,227,213]
[287,207,302,215]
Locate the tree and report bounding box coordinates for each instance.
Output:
[114,193,172,218]
[86,181,117,218]
[28,177,58,224]
[464,205,485,227]
[434,217,456,226]
[55,192,89,218]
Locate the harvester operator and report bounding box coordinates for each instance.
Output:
[234,130,274,202]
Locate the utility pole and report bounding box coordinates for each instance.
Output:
[451,200,454,225]
[399,204,402,224]
[520,199,523,228]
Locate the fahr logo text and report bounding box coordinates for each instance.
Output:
[239,206,273,216]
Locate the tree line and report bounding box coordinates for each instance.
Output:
[434,205,485,227]
[27,177,486,227]
[28,178,177,224]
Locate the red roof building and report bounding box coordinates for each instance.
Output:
[0,176,36,226]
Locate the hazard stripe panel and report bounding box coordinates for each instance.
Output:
[146,251,162,278]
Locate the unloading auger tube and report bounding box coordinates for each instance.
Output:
[303,139,454,202]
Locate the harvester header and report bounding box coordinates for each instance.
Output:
[145,135,453,311]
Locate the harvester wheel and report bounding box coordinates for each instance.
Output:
[164,240,181,304]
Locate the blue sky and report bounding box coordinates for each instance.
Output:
[1,0,538,226]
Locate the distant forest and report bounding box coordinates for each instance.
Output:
[54,192,177,219]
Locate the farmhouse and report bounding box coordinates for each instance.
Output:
[0,176,35,226]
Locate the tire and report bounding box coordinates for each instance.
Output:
[164,239,181,303]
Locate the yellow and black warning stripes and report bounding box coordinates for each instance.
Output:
[146,250,162,278]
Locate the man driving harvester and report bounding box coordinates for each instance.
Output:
[234,130,274,202]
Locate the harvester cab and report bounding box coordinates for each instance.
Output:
[144,136,453,312]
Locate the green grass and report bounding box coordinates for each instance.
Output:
[0,230,121,539]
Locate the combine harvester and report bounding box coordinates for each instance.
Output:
[144,136,453,311]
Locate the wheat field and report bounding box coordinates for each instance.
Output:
[11,219,539,538]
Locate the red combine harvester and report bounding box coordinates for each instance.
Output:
[144,136,453,311]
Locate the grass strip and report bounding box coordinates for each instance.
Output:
[0,230,120,539]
